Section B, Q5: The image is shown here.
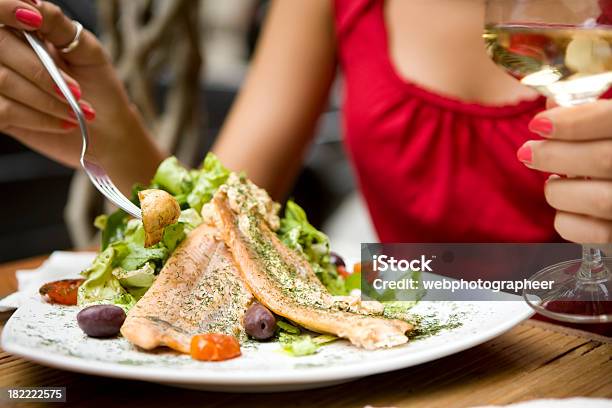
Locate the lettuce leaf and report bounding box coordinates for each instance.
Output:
[149,154,229,212]
[116,242,168,271]
[186,153,230,212]
[151,156,192,196]
[279,333,320,356]
[112,262,156,300]
[96,210,129,250]
[78,247,136,310]
[344,271,362,293]
[278,200,347,295]
[276,320,337,356]
[178,208,203,232]
[162,224,185,252]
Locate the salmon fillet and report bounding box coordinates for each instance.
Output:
[121,224,254,353]
[212,191,412,350]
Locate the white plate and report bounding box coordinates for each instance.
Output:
[2,286,533,392]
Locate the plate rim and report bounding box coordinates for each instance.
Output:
[1,300,534,386]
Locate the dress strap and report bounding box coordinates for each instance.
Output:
[334,0,379,39]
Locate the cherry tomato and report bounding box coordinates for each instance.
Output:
[190,333,241,361]
[337,265,350,278]
[39,279,85,305]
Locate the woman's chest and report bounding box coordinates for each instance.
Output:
[383,0,539,105]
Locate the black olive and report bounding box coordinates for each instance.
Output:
[77,305,126,338]
[244,303,276,340]
[329,251,346,268]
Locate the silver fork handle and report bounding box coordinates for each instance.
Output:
[23,32,89,160]
[23,31,143,220]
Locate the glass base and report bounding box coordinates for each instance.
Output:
[523,257,612,324]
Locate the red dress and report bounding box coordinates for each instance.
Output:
[334,0,558,243]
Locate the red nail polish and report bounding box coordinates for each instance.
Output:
[29,0,41,6]
[529,117,553,136]
[69,84,81,100]
[61,120,77,130]
[15,8,42,28]
[68,104,95,120]
[517,144,533,164]
[79,103,96,120]
[53,84,82,100]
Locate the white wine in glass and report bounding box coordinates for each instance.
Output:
[484,0,612,323]
[485,24,612,104]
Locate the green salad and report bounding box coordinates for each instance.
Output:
[78,153,355,311]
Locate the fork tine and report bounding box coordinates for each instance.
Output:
[88,172,142,219]
[107,188,140,216]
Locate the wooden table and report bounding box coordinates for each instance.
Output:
[0,256,611,408]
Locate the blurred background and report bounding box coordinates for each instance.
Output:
[0,0,375,263]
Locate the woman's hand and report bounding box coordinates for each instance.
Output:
[0,0,163,192]
[519,99,612,244]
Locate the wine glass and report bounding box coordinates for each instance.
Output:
[484,0,612,323]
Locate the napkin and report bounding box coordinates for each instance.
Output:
[0,251,96,311]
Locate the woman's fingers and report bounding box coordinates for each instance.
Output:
[0,0,42,30]
[36,1,107,66]
[545,98,558,110]
[0,1,108,66]
[517,139,612,178]
[0,94,78,133]
[529,99,612,141]
[545,177,612,221]
[554,211,612,244]
[0,28,81,100]
[0,65,94,121]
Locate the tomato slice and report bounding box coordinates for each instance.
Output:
[190,333,241,361]
[337,265,350,278]
[39,279,85,305]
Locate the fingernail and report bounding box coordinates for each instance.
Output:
[517,144,533,164]
[79,103,96,120]
[69,84,81,100]
[15,8,42,28]
[528,117,553,136]
[53,84,82,100]
[28,0,41,6]
[61,120,77,130]
[68,104,95,121]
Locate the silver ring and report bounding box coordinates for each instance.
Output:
[60,21,83,53]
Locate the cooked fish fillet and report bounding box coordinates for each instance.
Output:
[212,191,412,350]
[121,224,254,353]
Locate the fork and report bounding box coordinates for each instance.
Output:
[24,32,142,219]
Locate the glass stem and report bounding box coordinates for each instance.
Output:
[578,246,607,281]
